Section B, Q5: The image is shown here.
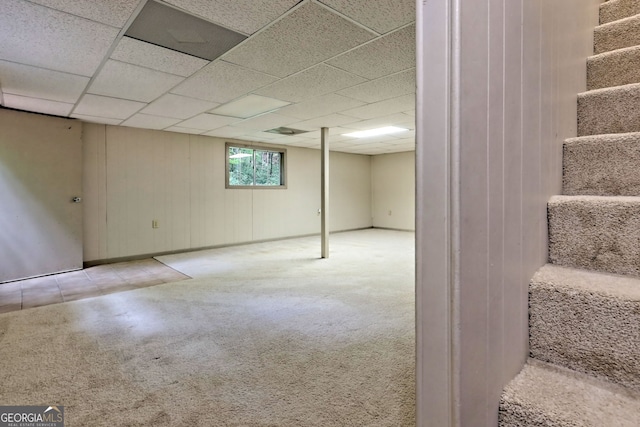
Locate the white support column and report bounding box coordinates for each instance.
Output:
[321,127,329,259]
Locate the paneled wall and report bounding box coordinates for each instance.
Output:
[415,1,601,426]
[83,124,373,262]
[329,152,373,232]
[371,151,415,230]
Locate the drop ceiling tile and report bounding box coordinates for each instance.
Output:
[0,61,89,103]
[165,126,205,135]
[342,134,405,145]
[342,113,416,130]
[0,0,119,76]
[322,127,366,142]
[164,0,299,35]
[2,94,73,117]
[388,137,416,146]
[382,142,414,152]
[71,114,123,125]
[111,37,209,77]
[177,113,239,130]
[389,132,414,142]
[341,94,415,120]
[261,135,310,144]
[255,64,366,103]
[231,113,298,131]
[28,0,141,28]
[240,131,281,140]
[203,126,250,138]
[289,114,361,131]
[88,60,184,103]
[171,61,277,103]
[327,24,415,79]
[210,95,290,119]
[277,94,365,120]
[396,113,416,128]
[121,114,182,130]
[344,143,387,153]
[290,140,320,149]
[350,142,385,149]
[396,129,416,139]
[74,94,145,120]
[338,69,415,103]
[222,2,376,77]
[140,94,219,119]
[318,0,415,34]
[293,129,321,139]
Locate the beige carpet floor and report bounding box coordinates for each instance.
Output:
[0,229,415,426]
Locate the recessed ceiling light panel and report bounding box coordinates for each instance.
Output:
[125,1,247,61]
[342,126,407,138]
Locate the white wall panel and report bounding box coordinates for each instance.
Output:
[371,152,414,230]
[329,151,372,232]
[502,0,527,394]
[83,126,374,262]
[82,123,107,261]
[416,0,601,425]
[252,147,321,241]
[189,135,223,248]
[286,148,322,235]
[155,131,192,253]
[222,189,254,245]
[103,126,191,260]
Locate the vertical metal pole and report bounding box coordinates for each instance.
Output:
[321,127,329,258]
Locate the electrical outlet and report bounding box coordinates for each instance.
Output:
[152,219,159,229]
[388,210,392,216]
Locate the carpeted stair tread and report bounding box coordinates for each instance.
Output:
[594,13,640,54]
[563,132,640,196]
[600,0,640,25]
[587,45,640,90]
[499,361,640,427]
[578,83,640,136]
[548,195,640,276]
[529,264,640,392]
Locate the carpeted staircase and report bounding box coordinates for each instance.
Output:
[499,1,640,425]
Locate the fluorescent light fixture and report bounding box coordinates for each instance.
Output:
[229,153,252,159]
[342,126,407,138]
[210,95,291,119]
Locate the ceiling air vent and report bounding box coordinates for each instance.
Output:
[265,127,310,136]
[125,0,247,61]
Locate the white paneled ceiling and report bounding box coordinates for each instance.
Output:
[0,0,416,154]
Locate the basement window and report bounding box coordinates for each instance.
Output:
[226,143,286,189]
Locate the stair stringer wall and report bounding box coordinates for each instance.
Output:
[415,0,602,426]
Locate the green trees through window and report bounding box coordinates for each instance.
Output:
[227,145,285,187]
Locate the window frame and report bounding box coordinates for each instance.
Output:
[225,142,287,189]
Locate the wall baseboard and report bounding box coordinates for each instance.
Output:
[83,227,380,268]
